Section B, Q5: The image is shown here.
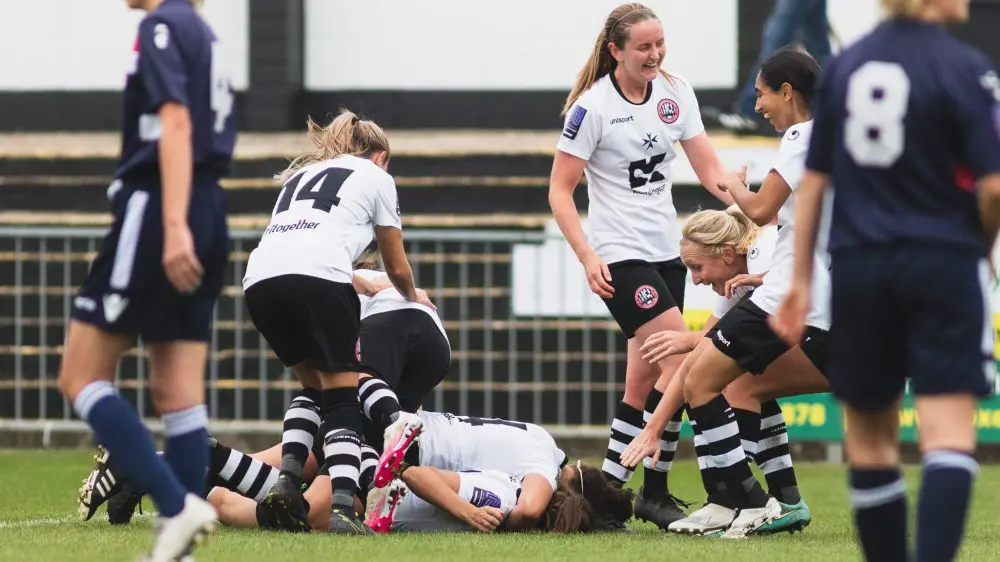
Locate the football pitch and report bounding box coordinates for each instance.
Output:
[2,450,1000,562]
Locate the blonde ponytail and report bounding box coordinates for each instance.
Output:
[278,109,390,183]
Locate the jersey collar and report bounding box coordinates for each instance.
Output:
[610,70,653,106]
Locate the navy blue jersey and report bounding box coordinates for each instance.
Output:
[115,0,236,182]
[807,19,1000,254]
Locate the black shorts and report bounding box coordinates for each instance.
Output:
[244,274,361,373]
[604,258,686,338]
[72,179,230,342]
[706,297,829,376]
[830,245,994,411]
[358,308,451,412]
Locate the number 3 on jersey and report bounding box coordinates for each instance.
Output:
[845,61,910,167]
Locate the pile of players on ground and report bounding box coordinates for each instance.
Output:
[76,264,808,538]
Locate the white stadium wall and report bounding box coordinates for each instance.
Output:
[0,0,250,91]
[303,0,739,91]
[0,0,998,130]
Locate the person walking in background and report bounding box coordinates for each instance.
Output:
[705,0,831,135]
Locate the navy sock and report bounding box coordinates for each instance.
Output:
[162,405,209,497]
[849,467,909,562]
[917,450,978,562]
[73,381,186,517]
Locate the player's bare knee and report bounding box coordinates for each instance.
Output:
[722,374,759,411]
[292,364,323,389]
[843,406,901,467]
[916,395,977,454]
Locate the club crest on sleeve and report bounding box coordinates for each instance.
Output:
[634,285,658,309]
[657,99,679,124]
[563,106,588,140]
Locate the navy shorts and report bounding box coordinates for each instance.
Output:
[604,258,687,338]
[830,245,996,411]
[72,178,230,342]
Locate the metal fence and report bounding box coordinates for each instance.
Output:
[0,226,635,435]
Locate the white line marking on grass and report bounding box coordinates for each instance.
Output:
[0,513,156,529]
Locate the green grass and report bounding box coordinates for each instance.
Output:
[2,450,1000,561]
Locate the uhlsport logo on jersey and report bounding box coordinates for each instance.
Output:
[749,247,760,259]
[563,105,588,140]
[634,285,658,309]
[657,98,680,124]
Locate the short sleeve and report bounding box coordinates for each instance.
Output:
[372,172,402,229]
[677,79,706,141]
[137,17,189,109]
[805,58,838,174]
[556,100,601,161]
[712,295,737,318]
[953,49,1000,178]
[352,268,381,281]
[772,129,809,191]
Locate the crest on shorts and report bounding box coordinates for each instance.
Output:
[355,337,362,361]
[634,285,659,309]
[657,99,680,124]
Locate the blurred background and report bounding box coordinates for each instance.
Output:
[3,0,1000,453]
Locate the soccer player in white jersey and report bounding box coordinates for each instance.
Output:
[241,109,432,534]
[640,49,830,538]
[621,207,830,535]
[548,2,739,529]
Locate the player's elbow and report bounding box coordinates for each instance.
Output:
[745,207,773,227]
[978,174,1000,203]
[158,101,191,138]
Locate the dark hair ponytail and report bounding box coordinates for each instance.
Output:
[759,48,822,107]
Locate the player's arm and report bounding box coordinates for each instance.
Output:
[351,270,392,297]
[639,315,717,364]
[718,169,791,227]
[680,133,736,206]
[978,176,1000,257]
[549,151,592,262]
[160,100,195,238]
[501,473,553,530]
[401,467,503,532]
[374,226,417,300]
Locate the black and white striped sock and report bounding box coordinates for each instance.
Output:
[324,429,362,508]
[207,437,279,503]
[688,395,769,508]
[757,400,800,504]
[359,377,401,431]
[322,385,364,509]
[602,401,644,484]
[280,388,322,479]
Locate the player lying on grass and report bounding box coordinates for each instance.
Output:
[79,407,632,533]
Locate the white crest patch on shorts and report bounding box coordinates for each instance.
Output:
[634,285,658,309]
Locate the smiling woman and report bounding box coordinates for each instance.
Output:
[546,2,743,531]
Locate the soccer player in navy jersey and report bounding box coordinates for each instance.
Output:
[772,0,1000,560]
[58,0,236,560]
